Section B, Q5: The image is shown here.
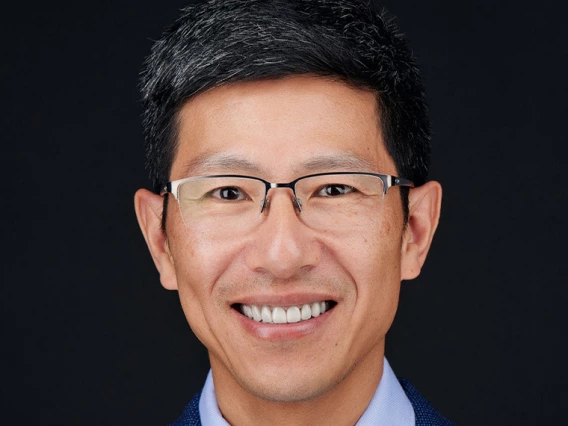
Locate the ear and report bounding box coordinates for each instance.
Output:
[134,189,178,290]
[400,181,442,280]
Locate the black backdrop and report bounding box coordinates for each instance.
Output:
[2,1,567,424]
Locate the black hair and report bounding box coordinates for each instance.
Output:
[140,0,431,225]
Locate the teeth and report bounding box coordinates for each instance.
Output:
[301,304,311,320]
[286,306,301,323]
[242,305,252,319]
[252,305,262,322]
[261,305,272,323]
[311,302,321,317]
[240,302,330,324]
[272,307,287,324]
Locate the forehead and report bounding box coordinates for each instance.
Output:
[171,76,395,180]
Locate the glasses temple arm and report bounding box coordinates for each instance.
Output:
[392,177,414,188]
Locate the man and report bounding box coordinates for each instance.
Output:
[135,0,451,424]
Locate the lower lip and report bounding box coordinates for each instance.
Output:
[234,308,333,340]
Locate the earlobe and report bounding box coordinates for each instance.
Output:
[134,189,179,290]
[400,181,442,281]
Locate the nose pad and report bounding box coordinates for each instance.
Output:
[260,193,303,214]
[260,197,268,213]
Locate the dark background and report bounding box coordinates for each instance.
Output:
[2,0,567,424]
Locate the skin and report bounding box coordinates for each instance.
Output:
[135,76,442,425]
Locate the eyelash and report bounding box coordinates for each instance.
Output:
[314,184,356,197]
[206,183,360,202]
[210,187,248,200]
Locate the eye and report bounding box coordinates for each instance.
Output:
[210,186,247,201]
[315,184,356,197]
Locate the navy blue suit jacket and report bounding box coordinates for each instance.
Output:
[169,378,455,425]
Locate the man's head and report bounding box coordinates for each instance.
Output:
[135,0,441,417]
[140,0,431,220]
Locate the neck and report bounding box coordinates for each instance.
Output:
[210,346,384,426]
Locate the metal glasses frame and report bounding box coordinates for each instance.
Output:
[162,172,414,213]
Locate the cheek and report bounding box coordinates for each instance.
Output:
[173,220,234,276]
[336,217,402,280]
[168,226,245,345]
[338,216,403,313]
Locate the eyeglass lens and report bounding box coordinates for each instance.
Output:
[176,174,386,235]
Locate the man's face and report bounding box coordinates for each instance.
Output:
[162,76,409,401]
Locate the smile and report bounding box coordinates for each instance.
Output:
[236,301,336,324]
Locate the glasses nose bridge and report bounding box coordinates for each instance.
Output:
[261,181,302,213]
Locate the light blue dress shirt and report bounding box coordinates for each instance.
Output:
[198,357,415,425]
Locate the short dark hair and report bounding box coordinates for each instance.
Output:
[140,0,431,223]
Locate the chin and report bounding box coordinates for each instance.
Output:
[244,379,333,403]
[235,362,349,403]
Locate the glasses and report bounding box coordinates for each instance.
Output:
[162,172,413,234]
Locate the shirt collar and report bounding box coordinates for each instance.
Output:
[356,357,415,425]
[198,357,415,426]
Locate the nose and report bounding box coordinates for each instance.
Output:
[245,189,321,279]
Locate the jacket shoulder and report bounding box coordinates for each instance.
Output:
[398,378,456,426]
[168,392,202,426]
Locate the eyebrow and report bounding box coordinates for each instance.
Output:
[179,152,377,178]
[297,154,377,173]
[179,153,263,176]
